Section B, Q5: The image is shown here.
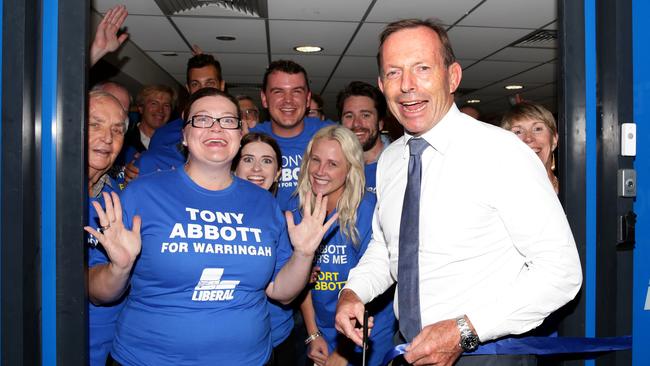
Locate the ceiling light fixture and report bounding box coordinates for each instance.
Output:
[161,52,178,56]
[216,36,236,41]
[294,45,323,53]
[505,84,524,90]
[466,99,481,104]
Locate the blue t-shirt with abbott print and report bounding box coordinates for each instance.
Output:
[87,177,127,366]
[111,169,292,366]
[288,193,396,366]
[251,118,332,210]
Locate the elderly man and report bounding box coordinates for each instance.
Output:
[86,91,128,366]
[335,19,582,366]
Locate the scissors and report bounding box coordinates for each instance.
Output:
[362,309,369,366]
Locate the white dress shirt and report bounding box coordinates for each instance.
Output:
[344,104,582,342]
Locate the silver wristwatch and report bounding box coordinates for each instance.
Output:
[456,316,480,352]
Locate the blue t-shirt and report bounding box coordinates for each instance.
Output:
[87,177,126,366]
[251,118,332,347]
[111,169,292,366]
[289,193,396,366]
[364,162,378,194]
[136,118,185,175]
[251,118,333,210]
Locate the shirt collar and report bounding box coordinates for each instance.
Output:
[400,103,460,158]
[90,173,112,198]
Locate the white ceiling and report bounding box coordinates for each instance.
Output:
[92,0,558,121]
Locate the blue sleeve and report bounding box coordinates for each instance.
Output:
[272,206,292,280]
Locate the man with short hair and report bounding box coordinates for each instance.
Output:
[86,91,129,366]
[337,81,388,193]
[307,94,325,120]
[252,60,332,210]
[120,84,174,164]
[335,19,582,366]
[250,60,331,366]
[135,54,225,176]
[236,95,260,130]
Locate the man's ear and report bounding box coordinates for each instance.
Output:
[447,62,462,94]
[219,79,226,92]
[261,90,268,109]
[378,76,384,93]
[378,118,384,131]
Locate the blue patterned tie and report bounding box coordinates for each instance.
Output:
[398,137,429,342]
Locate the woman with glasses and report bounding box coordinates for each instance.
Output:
[86,88,338,366]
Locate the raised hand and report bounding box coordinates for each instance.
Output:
[191,44,204,56]
[285,192,338,257]
[90,5,129,66]
[85,191,141,273]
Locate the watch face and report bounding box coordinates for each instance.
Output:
[461,335,480,352]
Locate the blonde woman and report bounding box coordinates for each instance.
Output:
[501,102,560,193]
[292,125,396,366]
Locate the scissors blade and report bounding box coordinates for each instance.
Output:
[362,309,369,366]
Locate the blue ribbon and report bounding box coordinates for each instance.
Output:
[381,336,632,366]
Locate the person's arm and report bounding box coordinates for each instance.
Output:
[266,193,338,304]
[90,5,129,66]
[301,292,329,365]
[465,141,582,342]
[84,192,141,304]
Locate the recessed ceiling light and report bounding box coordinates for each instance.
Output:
[505,84,524,90]
[161,52,178,56]
[466,99,481,104]
[216,36,236,41]
[294,45,323,53]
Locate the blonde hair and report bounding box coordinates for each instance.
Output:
[500,101,557,135]
[296,126,365,247]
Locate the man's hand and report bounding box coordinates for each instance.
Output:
[334,289,372,346]
[403,319,463,366]
[124,159,140,183]
[90,5,129,66]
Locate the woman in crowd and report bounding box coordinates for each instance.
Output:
[501,101,560,193]
[233,132,282,194]
[232,132,298,365]
[86,88,337,366]
[293,125,396,366]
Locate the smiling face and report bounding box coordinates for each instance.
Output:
[261,71,311,137]
[139,91,172,131]
[340,95,383,151]
[307,138,349,204]
[88,95,127,181]
[378,26,461,136]
[235,141,280,190]
[509,118,558,170]
[183,95,242,168]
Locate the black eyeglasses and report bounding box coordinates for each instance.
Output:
[242,108,259,117]
[185,115,242,130]
[307,108,323,117]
